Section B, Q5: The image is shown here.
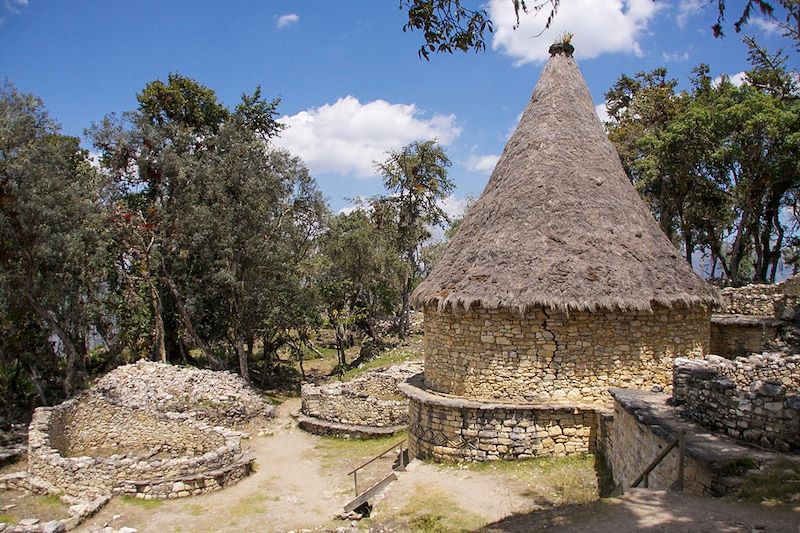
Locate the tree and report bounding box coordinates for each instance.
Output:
[0,82,112,396]
[401,0,799,60]
[373,140,454,338]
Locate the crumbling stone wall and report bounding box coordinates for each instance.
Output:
[673,355,800,451]
[301,363,421,430]
[718,275,799,318]
[710,315,784,359]
[423,304,710,403]
[27,394,246,499]
[401,375,606,461]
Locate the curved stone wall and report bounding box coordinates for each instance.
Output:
[27,393,248,499]
[423,304,710,403]
[401,375,609,461]
[300,363,421,436]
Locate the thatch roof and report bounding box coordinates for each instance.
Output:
[413,46,719,313]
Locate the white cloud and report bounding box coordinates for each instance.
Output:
[276,13,299,29]
[274,96,461,178]
[661,51,690,63]
[713,71,748,87]
[751,16,780,34]
[439,195,468,220]
[675,0,704,28]
[465,154,500,174]
[488,0,663,65]
[595,102,610,123]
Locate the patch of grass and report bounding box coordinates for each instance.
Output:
[0,512,16,523]
[736,459,800,505]
[186,503,206,516]
[399,485,484,532]
[453,454,598,508]
[229,493,268,516]
[316,432,407,464]
[119,495,165,509]
[340,343,422,381]
[721,456,759,477]
[37,494,64,507]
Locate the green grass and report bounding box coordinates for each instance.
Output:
[399,485,485,533]
[37,494,64,507]
[340,343,422,381]
[0,512,16,523]
[452,454,599,507]
[120,495,165,509]
[229,493,269,516]
[736,459,800,505]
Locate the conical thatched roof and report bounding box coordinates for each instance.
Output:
[413,45,719,313]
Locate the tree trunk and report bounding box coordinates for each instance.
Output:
[149,281,167,363]
[165,276,225,369]
[235,337,250,384]
[25,291,80,397]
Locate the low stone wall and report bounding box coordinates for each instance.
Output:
[422,304,710,404]
[26,393,247,499]
[606,388,798,496]
[710,315,785,359]
[401,374,608,462]
[718,275,799,318]
[300,363,421,435]
[673,355,800,451]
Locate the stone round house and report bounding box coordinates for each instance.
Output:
[400,43,719,462]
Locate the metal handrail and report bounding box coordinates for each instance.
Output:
[630,429,686,491]
[347,438,407,496]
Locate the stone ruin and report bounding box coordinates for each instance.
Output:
[299,362,422,438]
[711,275,799,358]
[0,361,273,532]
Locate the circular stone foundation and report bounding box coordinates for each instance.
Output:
[299,362,422,438]
[400,374,610,462]
[27,392,253,500]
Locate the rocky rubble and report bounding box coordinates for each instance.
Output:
[91,361,274,425]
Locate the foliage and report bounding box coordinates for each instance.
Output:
[605,38,800,285]
[373,140,454,338]
[401,0,799,60]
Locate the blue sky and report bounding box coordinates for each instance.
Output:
[1,0,797,216]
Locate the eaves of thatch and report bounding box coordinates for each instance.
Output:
[412,45,719,313]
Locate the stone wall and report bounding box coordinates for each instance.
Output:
[607,390,716,494]
[401,375,607,462]
[709,316,784,359]
[673,355,800,451]
[300,363,421,432]
[718,275,799,318]
[27,393,247,499]
[423,304,710,403]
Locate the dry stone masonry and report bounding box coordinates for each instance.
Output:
[300,362,422,437]
[423,304,710,404]
[0,361,271,531]
[673,355,800,451]
[401,375,608,461]
[718,275,799,318]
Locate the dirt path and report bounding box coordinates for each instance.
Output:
[76,399,349,533]
[73,398,800,533]
[481,488,800,532]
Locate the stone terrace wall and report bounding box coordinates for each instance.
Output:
[718,275,799,318]
[673,355,800,451]
[401,376,607,462]
[710,316,784,359]
[423,304,710,403]
[301,363,422,429]
[27,394,244,499]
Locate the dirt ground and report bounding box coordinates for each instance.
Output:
[69,397,800,533]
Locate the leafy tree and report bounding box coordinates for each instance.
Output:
[0,82,111,396]
[401,0,799,60]
[373,140,454,338]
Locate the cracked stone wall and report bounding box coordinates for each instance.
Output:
[422,304,710,403]
[673,355,800,451]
